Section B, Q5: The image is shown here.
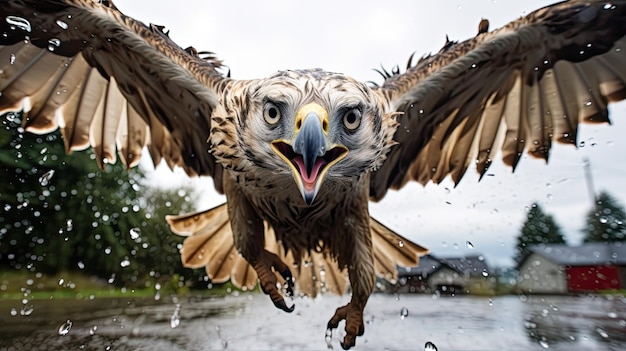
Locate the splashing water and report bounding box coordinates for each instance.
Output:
[400,307,409,319]
[58,320,72,336]
[424,341,438,351]
[170,304,181,328]
[6,16,31,32]
[39,170,55,186]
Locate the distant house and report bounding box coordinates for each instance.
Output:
[517,242,626,294]
[396,254,495,294]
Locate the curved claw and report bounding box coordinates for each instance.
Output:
[326,303,364,350]
[254,250,295,313]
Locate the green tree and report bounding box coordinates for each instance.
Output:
[583,191,626,242]
[0,111,143,279]
[514,202,566,262]
[0,111,206,289]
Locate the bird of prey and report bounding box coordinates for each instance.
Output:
[1,0,625,349]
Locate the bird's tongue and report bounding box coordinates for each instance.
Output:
[293,156,326,192]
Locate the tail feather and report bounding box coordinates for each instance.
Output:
[168,204,427,296]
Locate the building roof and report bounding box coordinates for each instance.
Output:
[398,254,491,278]
[440,255,491,278]
[524,242,626,266]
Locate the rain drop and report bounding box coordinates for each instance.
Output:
[39,170,55,186]
[6,16,31,32]
[129,227,141,240]
[398,240,404,248]
[89,325,98,335]
[120,258,130,268]
[325,328,333,346]
[58,320,72,336]
[400,306,409,319]
[56,19,69,30]
[466,241,474,249]
[481,270,489,277]
[20,305,33,316]
[170,304,181,328]
[424,341,438,351]
[9,53,15,64]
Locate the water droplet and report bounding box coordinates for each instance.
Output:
[466,241,474,249]
[170,304,181,328]
[481,270,489,277]
[596,328,609,338]
[56,20,68,30]
[424,341,438,351]
[89,325,98,335]
[9,53,15,64]
[20,305,33,316]
[58,320,72,335]
[6,16,31,32]
[538,339,549,349]
[398,240,404,248]
[120,258,130,268]
[400,306,409,319]
[66,219,73,231]
[325,328,333,345]
[39,170,55,186]
[129,227,141,240]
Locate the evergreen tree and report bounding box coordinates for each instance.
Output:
[514,202,566,262]
[0,111,206,288]
[583,191,626,242]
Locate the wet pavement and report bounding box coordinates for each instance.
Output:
[0,293,625,350]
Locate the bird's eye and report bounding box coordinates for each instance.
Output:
[264,102,282,125]
[342,108,361,130]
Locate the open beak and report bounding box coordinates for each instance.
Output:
[271,103,348,205]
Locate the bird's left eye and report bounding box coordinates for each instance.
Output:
[264,102,282,125]
[342,108,361,130]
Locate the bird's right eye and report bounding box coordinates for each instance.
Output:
[264,102,282,125]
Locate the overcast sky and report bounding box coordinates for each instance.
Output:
[114,0,626,268]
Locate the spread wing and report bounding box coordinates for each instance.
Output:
[370,0,626,201]
[0,0,228,192]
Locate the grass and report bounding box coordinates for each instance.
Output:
[0,270,238,300]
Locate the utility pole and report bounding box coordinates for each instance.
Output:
[582,157,597,205]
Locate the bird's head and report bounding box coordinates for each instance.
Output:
[212,69,397,205]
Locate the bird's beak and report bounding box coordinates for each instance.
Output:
[271,103,348,205]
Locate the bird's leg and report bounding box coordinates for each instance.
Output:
[326,220,375,350]
[254,250,295,312]
[224,180,294,312]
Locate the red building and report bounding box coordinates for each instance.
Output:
[517,243,626,294]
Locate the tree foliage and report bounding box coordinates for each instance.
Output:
[0,112,206,288]
[583,191,626,242]
[514,202,566,262]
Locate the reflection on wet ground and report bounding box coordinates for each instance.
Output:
[0,293,625,350]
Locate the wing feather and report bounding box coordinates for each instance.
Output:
[0,0,227,188]
[370,0,626,200]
